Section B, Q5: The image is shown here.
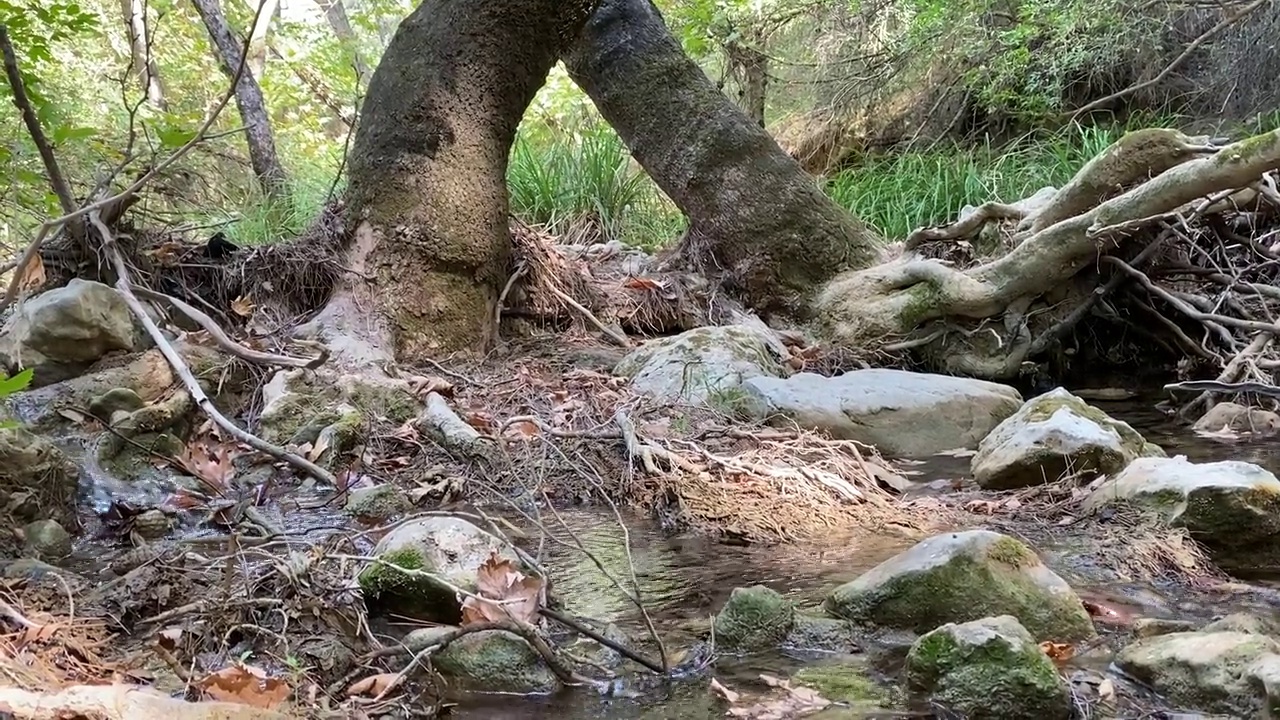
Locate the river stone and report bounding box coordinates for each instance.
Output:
[344,484,409,521]
[824,530,1096,642]
[259,369,417,446]
[740,369,1022,457]
[1193,401,1280,436]
[0,426,78,527]
[714,585,796,651]
[906,615,1069,720]
[1083,456,1280,571]
[21,519,72,562]
[0,279,141,387]
[613,325,788,407]
[357,516,525,624]
[971,387,1162,489]
[1202,613,1280,637]
[1117,631,1280,716]
[405,626,558,694]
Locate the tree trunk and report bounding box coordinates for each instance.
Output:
[246,0,279,78]
[309,0,601,365]
[726,36,766,127]
[119,0,166,108]
[565,0,882,324]
[314,0,371,88]
[191,0,288,195]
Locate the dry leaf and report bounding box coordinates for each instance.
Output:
[725,674,830,719]
[195,662,290,709]
[16,254,45,293]
[459,553,545,626]
[346,673,400,698]
[622,276,665,291]
[307,432,331,462]
[710,678,740,703]
[1097,677,1115,701]
[57,409,86,424]
[176,434,237,493]
[408,375,454,398]
[230,295,255,317]
[1039,641,1075,664]
[503,420,542,440]
[392,422,420,443]
[156,627,183,650]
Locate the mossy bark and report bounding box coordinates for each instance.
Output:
[565,0,882,323]
[332,0,600,362]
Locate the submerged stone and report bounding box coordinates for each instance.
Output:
[906,615,1070,720]
[824,530,1095,642]
[971,387,1161,489]
[405,626,559,694]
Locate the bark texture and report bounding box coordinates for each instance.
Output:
[120,0,165,108]
[191,0,288,194]
[329,0,600,363]
[566,0,882,322]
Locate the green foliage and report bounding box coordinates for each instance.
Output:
[0,367,33,429]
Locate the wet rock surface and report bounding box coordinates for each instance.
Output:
[1116,630,1280,717]
[613,325,788,407]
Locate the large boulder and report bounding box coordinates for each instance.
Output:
[1117,631,1280,716]
[356,516,526,624]
[906,615,1070,720]
[971,388,1162,489]
[1193,401,1280,437]
[824,530,1096,642]
[1083,456,1280,572]
[613,325,788,407]
[0,426,78,528]
[0,280,141,387]
[404,626,559,694]
[740,369,1022,457]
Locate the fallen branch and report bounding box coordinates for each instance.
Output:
[90,211,340,488]
[132,286,328,369]
[903,201,1025,252]
[550,285,630,347]
[1165,379,1280,399]
[538,606,665,674]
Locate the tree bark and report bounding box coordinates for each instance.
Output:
[245,0,279,78]
[314,0,371,88]
[119,0,166,108]
[726,36,767,127]
[565,0,882,323]
[191,0,288,196]
[312,0,601,364]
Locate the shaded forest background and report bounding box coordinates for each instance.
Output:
[0,0,1277,256]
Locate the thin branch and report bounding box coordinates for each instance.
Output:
[1071,0,1269,118]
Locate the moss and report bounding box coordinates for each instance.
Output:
[714,585,797,651]
[786,615,860,653]
[1216,130,1280,167]
[986,536,1037,569]
[898,281,943,329]
[794,664,888,704]
[431,630,559,694]
[825,550,1096,642]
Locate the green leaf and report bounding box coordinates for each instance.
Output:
[157,126,198,149]
[52,124,96,144]
[0,367,33,397]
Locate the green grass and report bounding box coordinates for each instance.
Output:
[824,122,1131,239]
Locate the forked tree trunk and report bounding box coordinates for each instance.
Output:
[120,0,166,108]
[191,0,288,195]
[315,0,600,364]
[566,0,882,323]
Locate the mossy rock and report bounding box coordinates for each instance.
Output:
[405,627,559,694]
[906,615,1070,720]
[259,369,417,447]
[343,484,409,522]
[786,614,860,654]
[713,585,796,651]
[357,516,525,624]
[613,326,788,407]
[824,530,1096,642]
[794,662,891,706]
[87,387,144,419]
[1117,631,1280,716]
[971,387,1162,489]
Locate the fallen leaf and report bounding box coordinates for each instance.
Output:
[176,434,237,494]
[230,295,255,317]
[724,674,831,719]
[195,662,291,709]
[1039,641,1075,664]
[346,672,401,698]
[710,677,740,703]
[460,553,545,626]
[503,420,542,440]
[622,276,665,291]
[16,253,45,293]
[156,627,183,650]
[391,422,420,443]
[57,409,86,424]
[307,432,331,462]
[1097,677,1115,701]
[408,374,454,398]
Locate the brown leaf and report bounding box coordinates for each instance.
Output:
[307,432,331,462]
[195,662,291,709]
[1097,677,1116,701]
[177,434,238,494]
[346,672,400,698]
[1039,641,1075,664]
[503,420,542,440]
[156,627,183,650]
[623,276,665,291]
[460,553,545,625]
[16,253,45,293]
[408,374,454,398]
[230,295,255,317]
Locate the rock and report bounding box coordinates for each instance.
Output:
[971,388,1162,489]
[824,530,1096,642]
[88,387,145,421]
[740,369,1022,457]
[786,615,860,654]
[404,626,558,694]
[1194,402,1280,436]
[792,662,890,707]
[344,484,409,521]
[1202,613,1280,637]
[906,615,1070,720]
[1132,617,1198,638]
[131,510,172,540]
[613,325,788,407]
[0,426,78,526]
[0,279,140,386]
[0,558,77,581]
[22,520,72,562]
[357,516,524,623]
[1117,631,1280,716]
[259,369,417,448]
[713,585,796,651]
[1083,456,1280,571]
